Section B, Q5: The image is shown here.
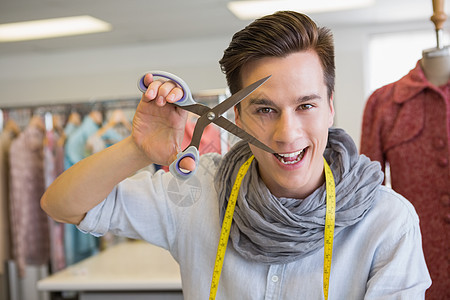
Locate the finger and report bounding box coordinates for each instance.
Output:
[143,73,154,88]
[141,73,155,99]
[143,80,163,102]
[178,156,196,172]
[165,87,184,103]
[157,81,178,99]
[155,81,182,106]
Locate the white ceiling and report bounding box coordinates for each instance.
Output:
[0,0,446,56]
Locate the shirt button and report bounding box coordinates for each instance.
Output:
[444,213,450,224]
[271,275,279,283]
[441,194,450,206]
[433,137,446,149]
[437,157,449,167]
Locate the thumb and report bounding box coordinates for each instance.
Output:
[169,147,197,173]
[178,156,196,172]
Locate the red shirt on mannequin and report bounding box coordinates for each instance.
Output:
[361,60,449,300]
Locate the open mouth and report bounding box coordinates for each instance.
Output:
[274,148,306,165]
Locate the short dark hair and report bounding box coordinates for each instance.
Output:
[219,11,335,101]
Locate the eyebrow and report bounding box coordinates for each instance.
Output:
[248,98,275,106]
[247,94,322,106]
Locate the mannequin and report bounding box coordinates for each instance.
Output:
[421,46,450,86]
[420,0,450,86]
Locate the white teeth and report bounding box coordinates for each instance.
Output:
[280,158,298,165]
[275,149,305,165]
[278,150,303,158]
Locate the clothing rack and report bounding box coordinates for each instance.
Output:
[0,97,141,131]
[0,97,140,117]
[0,88,229,129]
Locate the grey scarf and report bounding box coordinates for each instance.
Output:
[214,127,384,264]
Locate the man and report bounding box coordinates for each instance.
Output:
[41,11,430,299]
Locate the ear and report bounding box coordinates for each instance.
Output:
[328,93,335,128]
[234,105,242,128]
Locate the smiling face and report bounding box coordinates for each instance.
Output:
[235,50,335,199]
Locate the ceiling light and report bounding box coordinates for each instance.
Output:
[228,0,375,20]
[0,15,112,42]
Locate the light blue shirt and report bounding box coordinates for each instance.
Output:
[64,115,102,265]
[64,116,124,168]
[79,153,431,299]
[64,122,79,137]
[64,116,99,169]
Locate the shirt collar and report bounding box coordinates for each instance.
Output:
[392,60,433,104]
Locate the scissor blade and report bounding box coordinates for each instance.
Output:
[213,117,275,153]
[212,75,271,116]
[176,103,210,116]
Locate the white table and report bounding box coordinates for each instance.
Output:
[37,240,183,300]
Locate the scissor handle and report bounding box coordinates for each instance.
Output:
[169,146,200,180]
[137,71,196,106]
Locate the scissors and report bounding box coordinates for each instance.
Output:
[138,71,275,180]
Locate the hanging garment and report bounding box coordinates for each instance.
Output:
[161,120,222,172]
[64,115,100,169]
[86,126,126,156]
[183,119,222,154]
[9,119,49,277]
[360,60,449,300]
[0,122,19,275]
[85,123,129,250]
[63,114,100,266]
[43,128,66,273]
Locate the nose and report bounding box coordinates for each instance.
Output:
[272,111,301,145]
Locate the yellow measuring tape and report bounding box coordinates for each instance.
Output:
[323,157,335,300]
[209,156,336,300]
[209,155,254,300]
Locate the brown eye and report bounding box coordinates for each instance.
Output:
[257,107,274,114]
[298,104,313,110]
